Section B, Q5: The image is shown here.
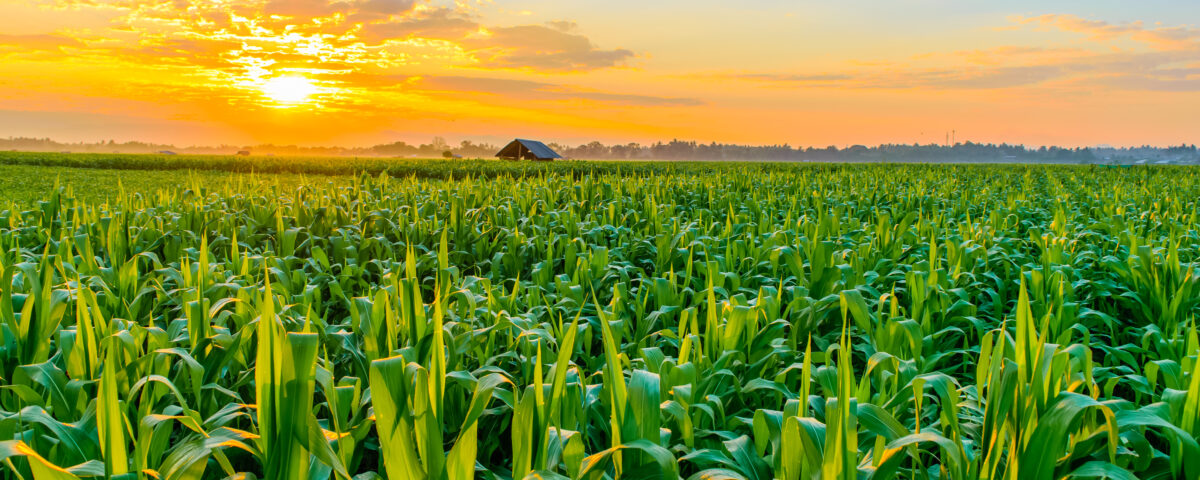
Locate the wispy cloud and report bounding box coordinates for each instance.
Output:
[0,33,83,53]
[87,0,633,73]
[1013,14,1200,51]
[721,15,1200,92]
[416,75,701,106]
[467,24,635,71]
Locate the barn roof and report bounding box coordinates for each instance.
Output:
[497,139,562,159]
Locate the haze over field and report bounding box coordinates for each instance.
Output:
[0,1,1197,148]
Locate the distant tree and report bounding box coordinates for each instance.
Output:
[625,143,643,158]
[611,143,636,159]
[371,141,415,156]
[442,150,453,158]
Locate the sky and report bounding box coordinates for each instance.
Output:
[0,0,1197,148]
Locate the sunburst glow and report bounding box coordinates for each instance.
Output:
[259,76,319,106]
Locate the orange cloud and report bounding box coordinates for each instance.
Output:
[0,33,83,56]
[415,75,700,106]
[717,15,1200,93]
[0,0,650,122]
[1013,14,1200,51]
[467,24,636,71]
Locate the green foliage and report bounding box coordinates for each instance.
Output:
[0,159,1198,479]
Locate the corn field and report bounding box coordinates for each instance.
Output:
[1,162,1199,479]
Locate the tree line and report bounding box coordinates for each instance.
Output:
[548,140,1197,163]
[2,136,1197,164]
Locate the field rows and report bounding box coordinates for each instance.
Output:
[0,162,1198,479]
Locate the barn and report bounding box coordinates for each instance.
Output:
[495,139,562,161]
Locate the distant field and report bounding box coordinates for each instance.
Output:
[0,151,906,205]
[0,150,1117,182]
[0,152,783,204]
[0,150,749,179]
[0,163,356,205]
[1,154,1200,479]
[0,150,533,178]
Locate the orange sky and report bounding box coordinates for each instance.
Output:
[0,0,1197,147]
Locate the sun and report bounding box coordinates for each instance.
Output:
[260,76,319,105]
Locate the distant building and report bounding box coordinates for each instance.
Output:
[158,150,177,155]
[496,139,562,161]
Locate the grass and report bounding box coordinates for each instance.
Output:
[0,154,1198,479]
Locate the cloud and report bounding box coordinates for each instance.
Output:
[917,65,1066,89]
[727,65,1066,90]
[355,0,419,16]
[315,71,412,88]
[723,15,1200,92]
[469,25,635,71]
[734,73,853,84]
[0,33,83,51]
[261,0,346,18]
[358,12,636,71]
[545,20,578,32]
[356,7,482,42]
[1013,14,1200,51]
[21,0,635,81]
[413,75,702,106]
[1085,75,1200,93]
